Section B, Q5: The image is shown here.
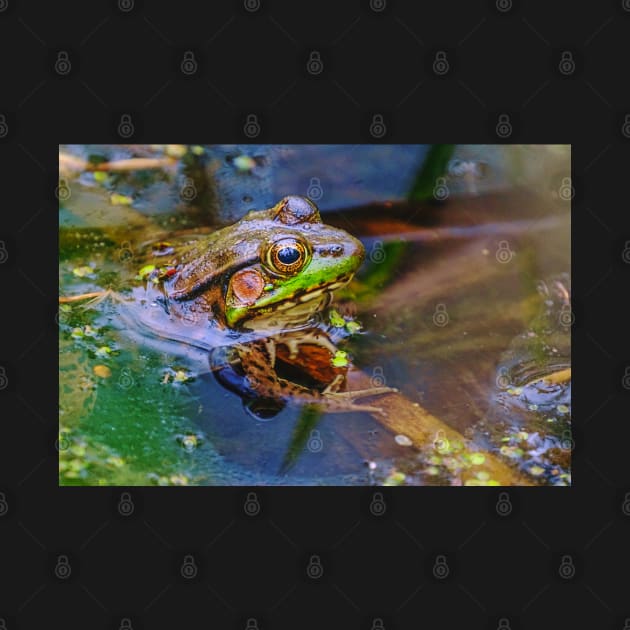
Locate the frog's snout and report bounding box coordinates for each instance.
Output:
[352,236,366,261]
[315,235,365,268]
[347,235,366,269]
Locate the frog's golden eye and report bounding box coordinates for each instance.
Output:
[266,238,309,275]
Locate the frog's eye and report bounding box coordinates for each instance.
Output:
[266,238,309,275]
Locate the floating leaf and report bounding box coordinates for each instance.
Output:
[93,365,111,378]
[137,264,156,279]
[109,192,134,206]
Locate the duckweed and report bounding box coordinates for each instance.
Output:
[137,264,156,279]
[345,320,362,334]
[500,445,524,459]
[469,453,486,465]
[384,471,406,485]
[329,310,346,328]
[528,465,545,476]
[109,193,134,206]
[72,265,96,278]
[331,350,349,368]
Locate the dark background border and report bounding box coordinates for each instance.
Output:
[1,1,629,628]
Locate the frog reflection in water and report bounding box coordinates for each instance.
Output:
[154,195,394,417]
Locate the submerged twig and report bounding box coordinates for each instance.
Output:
[59,291,108,303]
[59,289,131,309]
[59,152,178,176]
[88,157,177,172]
[346,368,535,486]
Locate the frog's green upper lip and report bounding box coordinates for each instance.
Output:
[280,275,351,303]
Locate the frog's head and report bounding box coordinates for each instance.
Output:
[225,196,365,330]
[168,196,365,331]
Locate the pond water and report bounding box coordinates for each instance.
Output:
[58,145,570,486]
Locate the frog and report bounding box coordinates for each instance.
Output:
[150,195,395,415]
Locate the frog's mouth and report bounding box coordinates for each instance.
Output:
[293,278,349,303]
[242,276,351,331]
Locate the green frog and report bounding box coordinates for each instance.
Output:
[147,195,394,414]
